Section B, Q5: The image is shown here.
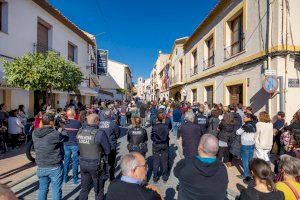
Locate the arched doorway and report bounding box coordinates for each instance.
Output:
[175,91,181,101]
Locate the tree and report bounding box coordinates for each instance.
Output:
[2,51,83,105]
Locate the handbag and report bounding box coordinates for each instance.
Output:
[284,181,300,200]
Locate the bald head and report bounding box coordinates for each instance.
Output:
[198,134,219,157]
[86,113,100,125]
[67,108,76,118]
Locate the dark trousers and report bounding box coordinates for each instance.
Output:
[79,162,104,200]
[152,148,169,181]
[218,147,229,163]
[9,134,20,148]
[108,149,117,181]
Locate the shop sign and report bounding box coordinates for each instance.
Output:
[288,79,300,88]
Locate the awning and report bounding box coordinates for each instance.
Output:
[79,86,98,96]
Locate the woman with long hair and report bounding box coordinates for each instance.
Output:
[255,111,273,162]
[217,112,235,165]
[239,158,284,199]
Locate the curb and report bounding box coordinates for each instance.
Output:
[8,171,36,188]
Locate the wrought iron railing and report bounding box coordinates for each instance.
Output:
[203,54,215,70]
[33,43,60,55]
[224,38,245,59]
[190,64,198,76]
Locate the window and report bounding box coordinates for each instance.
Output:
[230,14,244,55]
[37,22,49,52]
[205,37,214,69]
[0,1,8,33]
[192,50,198,75]
[192,89,197,103]
[179,59,183,82]
[68,42,77,63]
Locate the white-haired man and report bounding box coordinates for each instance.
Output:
[178,111,205,158]
[107,152,160,200]
[174,134,228,200]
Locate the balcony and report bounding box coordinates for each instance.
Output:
[170,74,183,86]
[224,38,245,60]
[203,54,215,71]
[33,43,60,55]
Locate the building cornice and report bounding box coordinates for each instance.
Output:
[32,0,95,45]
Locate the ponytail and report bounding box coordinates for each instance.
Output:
[265,176,276,191]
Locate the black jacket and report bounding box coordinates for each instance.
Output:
[230,112,243,133]
[239,187,284,200]
[174,157,228,200]
[179,122,203,158]
[206,117,220,137]
[32,126,68,167]
[106,179,161,200]
[194,113,208,133]
[218,120,235,143]
[98,118,120,150]
[151,122,170,149]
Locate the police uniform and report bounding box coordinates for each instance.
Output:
[127,126,148,156]
[194,113,208,133]
[151,122,170,182]
[77,124,110,200]
[98,118,120,181]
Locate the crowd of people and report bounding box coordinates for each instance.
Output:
[0,99,300,200]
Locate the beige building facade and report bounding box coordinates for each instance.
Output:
[146,0,300,122]
[183,0,300,122]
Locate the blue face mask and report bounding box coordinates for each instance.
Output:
[195,155,216,164]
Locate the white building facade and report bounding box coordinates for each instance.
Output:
[98,59,133,101]
[0,0,98,116]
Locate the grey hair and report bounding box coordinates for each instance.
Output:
[184,111,195,122]
[199,134,219,156]
[103,109,111,117]
[279,154,300,177]
[121,153,139,176]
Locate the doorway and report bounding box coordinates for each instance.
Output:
[205,86,214,107]
[228,84,243,105]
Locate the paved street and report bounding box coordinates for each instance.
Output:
[3,125,244,199]
[9,126,182,200]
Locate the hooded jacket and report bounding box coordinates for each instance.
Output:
[32,126,67,167]
[174,157,228,200]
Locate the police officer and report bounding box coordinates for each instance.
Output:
[151,111,170,183]
[98,109,120,181]
[77,113,110,200]
[194,104,208,133]
[127,117,148,156]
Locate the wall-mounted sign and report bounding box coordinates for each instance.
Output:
[288,79,300,88]
[264,69,276,76]
[262,76,278,94]
[97,49,108,76]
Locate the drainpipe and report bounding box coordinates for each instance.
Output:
[283,0,289,114]
[278,76,285,112]
[266,0,272,114]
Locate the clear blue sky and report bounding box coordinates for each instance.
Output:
[48,0,218,83]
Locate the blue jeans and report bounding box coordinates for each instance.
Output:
[37,165,63,200]
[63,145,79,183]
[120,115,127,127]
[240,145,254,178]
[172,122,181,138]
